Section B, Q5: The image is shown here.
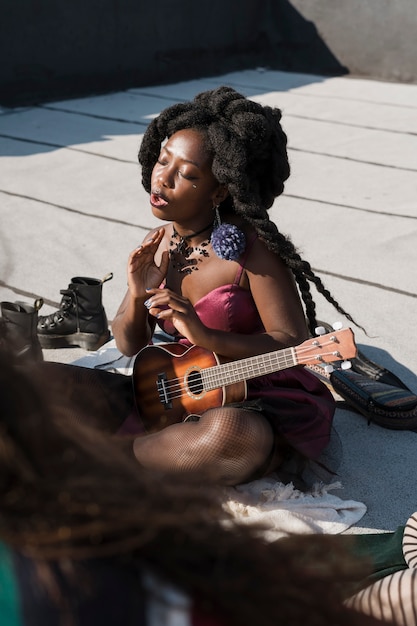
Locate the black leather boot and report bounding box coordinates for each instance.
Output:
[37,273,113,351]
[0,299,44,361]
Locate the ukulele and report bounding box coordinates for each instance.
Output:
[133,328,357,433]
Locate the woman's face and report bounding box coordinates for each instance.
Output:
[150,129,224,228]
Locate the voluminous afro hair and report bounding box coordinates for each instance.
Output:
[138,86,360,334]
[139,85,290,217]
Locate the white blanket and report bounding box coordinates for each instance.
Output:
[71,340,367,537]
[222,477,366,541]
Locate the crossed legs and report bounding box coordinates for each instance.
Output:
[132,406,275,486]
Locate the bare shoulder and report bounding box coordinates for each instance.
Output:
[244,233,290,278]
[242,234,307,338]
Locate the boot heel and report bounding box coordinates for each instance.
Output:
[76,330,111,351]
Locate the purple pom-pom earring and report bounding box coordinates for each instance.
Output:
[211,206,246,261]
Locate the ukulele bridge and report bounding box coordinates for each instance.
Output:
[157,372,172,410]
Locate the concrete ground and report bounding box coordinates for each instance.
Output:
[1,69,417,533]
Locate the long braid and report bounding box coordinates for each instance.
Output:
[139,86,363,335]
[239,212,364,334]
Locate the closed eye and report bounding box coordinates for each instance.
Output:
[156,153,198,181]
[178,170,196,181]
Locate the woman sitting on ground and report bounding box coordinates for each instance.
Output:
[112,85,361,485]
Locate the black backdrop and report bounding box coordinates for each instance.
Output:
[1,0,346,106]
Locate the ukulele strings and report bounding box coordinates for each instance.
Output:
[157,338,342,402]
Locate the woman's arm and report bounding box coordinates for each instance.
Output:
[112,228,170,356]
[112,289,155,356]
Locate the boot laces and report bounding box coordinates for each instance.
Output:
[38,289,76,329]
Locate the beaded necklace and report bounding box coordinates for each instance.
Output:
[169,221,213,275]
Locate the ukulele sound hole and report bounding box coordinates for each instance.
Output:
[187,369,204,397]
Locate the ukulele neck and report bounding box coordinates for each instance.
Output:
[202,348,296,391]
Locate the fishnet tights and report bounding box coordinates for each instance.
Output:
[133,407,274,486]
[27,363,275,486]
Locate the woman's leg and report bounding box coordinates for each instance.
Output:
[132,407,275,485]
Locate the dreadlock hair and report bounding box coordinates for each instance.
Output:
[0,348,376,626]
[139,85,362,335]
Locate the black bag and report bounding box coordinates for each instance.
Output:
[330,368,417,430]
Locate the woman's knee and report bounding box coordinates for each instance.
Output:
[199,408,274,482]
[203,407,272,445]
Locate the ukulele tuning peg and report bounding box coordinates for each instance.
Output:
[324,364,334,374]
[341,360,352,370]
[332,321,343,331]
[314,326,327,336]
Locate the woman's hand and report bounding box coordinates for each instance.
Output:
[127,228,169,299]
[144,288,209,346]
[112,228,168,355]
